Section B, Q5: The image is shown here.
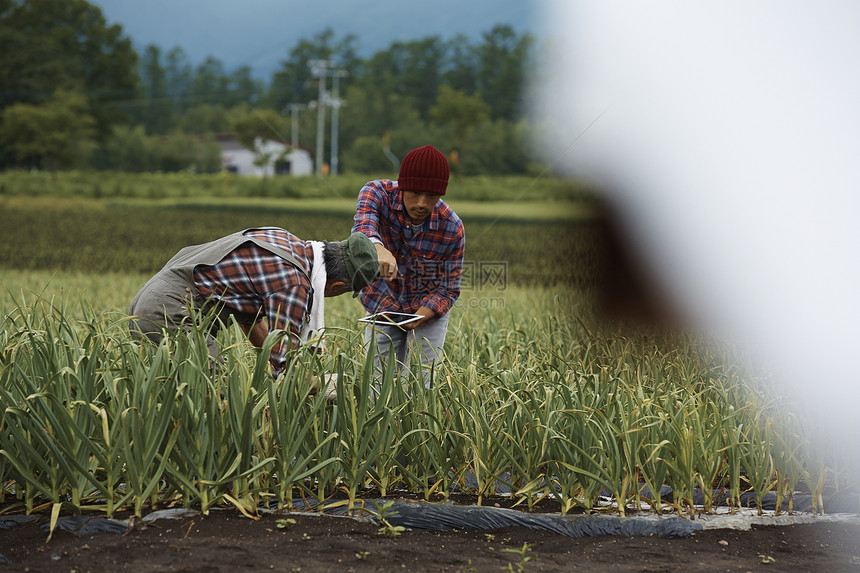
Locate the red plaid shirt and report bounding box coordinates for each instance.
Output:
[193,228,313,375]
[351,179,465,318]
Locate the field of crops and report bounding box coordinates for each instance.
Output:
[0,174,848,523]
[0,203,599,288]
[0,170,594,204]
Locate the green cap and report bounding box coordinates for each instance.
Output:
[340,233,380,297]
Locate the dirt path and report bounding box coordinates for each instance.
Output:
[2,509,859,572]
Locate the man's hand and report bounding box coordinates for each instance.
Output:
[374,243,398,279]
[243,320,269,348]
[402,306,435,330]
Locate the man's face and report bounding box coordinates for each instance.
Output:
[402,190,442,225]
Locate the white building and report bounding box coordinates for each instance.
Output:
[217,134,313,177]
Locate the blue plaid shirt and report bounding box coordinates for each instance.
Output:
[352,179,465,318]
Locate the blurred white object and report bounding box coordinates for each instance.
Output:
[533,1,860,465]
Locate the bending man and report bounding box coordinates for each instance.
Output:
[352,145,465,386]
[129,227,379,380]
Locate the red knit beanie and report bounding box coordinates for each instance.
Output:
[398,145,449,195]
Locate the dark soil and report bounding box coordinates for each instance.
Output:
[2,501,859,573]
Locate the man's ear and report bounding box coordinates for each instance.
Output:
[323,280,349,297]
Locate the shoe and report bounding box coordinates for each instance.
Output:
[323,373,338,402]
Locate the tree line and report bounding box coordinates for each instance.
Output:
[0,0,540,175]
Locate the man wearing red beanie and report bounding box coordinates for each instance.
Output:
[352,144,466,386]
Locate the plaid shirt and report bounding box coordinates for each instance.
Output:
[193,228,313,375]
[352,179,465,318]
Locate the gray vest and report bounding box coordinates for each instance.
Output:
[161,227,310,285]
[130,228,312,328]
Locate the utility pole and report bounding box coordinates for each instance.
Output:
[286,103,306,148]
[329,69,347,176]
[308,59,329,176]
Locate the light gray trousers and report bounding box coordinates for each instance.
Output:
[363,313,450,388]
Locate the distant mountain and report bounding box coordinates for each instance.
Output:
[93,0,538,79]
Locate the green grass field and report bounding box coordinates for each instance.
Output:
[0,170,597,205]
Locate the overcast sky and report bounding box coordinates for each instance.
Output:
[92,0,536,78]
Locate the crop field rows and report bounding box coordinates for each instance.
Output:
[1,285,838,521]
[0,205,598,288]
[0,188,850,523]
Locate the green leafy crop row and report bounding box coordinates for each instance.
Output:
[0,290,839,520]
